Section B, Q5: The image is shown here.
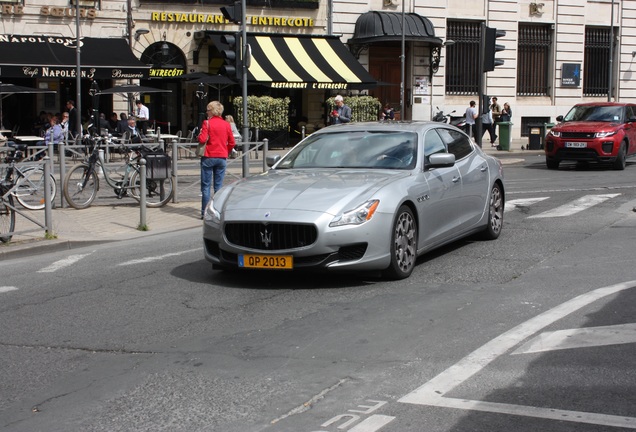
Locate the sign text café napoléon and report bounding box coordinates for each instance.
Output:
[0,35,146,80]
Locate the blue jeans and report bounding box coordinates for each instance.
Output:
[201,157,227,217]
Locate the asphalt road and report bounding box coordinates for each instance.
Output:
[1,157,636,432]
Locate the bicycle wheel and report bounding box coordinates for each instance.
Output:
[13,167,57,210]
[129,170,174,208]
[0,195,16,243]
[63,163,99,209]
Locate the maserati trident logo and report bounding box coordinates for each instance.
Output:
[260,227,272,248]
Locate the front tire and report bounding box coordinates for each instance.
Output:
[480,182,504,240]
[13,167,57,210]
[613,142,626,170]
[0,195,16,243]
[384,205,417,280]
[63,164,99,209]
[546,157,560,170]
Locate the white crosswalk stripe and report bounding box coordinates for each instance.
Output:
[505,194,620,218]
[528,193,620,218]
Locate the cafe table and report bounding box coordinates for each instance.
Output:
[13,135,44,158]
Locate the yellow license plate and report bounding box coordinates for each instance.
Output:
[238,254,293,269]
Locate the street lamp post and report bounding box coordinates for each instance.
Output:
[400,0,406,119]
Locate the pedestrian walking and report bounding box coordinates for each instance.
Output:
[198,101,236,219]
[464,100,478,139]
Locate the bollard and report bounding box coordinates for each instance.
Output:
[59,142,66,208]
[262,138,268,172]
[46,141,55,177]
[139,158,147,228]
[242,139,249,178]
[301,125,306,140]
[43,156,53,237]
[171,139,178,203]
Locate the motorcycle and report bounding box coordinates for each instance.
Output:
[432,107,454,123]
[433,107,467,130]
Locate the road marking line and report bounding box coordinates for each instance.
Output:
[0,286,19,293]
[528,193,620,218]
[37,252,95,273]
[512,323,636,354]
[119,248,200,266]
[398,280,636,429]
[505,197,549,213]
[348,415,395,432]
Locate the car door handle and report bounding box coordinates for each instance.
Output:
[452,176,460,183]
[480,166,488,172]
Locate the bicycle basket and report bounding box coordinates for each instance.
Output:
[145,152,171,180]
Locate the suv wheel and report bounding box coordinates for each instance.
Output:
[546,157,560,170]
[613,142,627,170]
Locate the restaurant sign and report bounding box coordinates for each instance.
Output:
[3,65,145,80]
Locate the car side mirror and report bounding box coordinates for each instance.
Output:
[267,154,281,168]
[427,153,456,169]
[556,115,564,122]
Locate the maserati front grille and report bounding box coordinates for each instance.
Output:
[225,222,318,250]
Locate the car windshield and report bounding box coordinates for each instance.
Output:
[275,130,418,170]
[563,105,624,123]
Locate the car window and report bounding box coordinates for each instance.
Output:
[424,129,447,160]
[276,130,417,170]
[564,105,624,122]
[626,106,635,122]
[436,127,473,160]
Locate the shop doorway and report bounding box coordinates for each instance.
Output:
[369,44,402,118]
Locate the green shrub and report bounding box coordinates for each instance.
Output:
[233,96,290,131]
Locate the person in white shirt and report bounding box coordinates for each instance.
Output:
[135,100,150,135]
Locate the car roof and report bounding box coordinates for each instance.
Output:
[573,102,632,107]
[314,121,451,133]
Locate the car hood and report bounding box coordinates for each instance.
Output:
[555,121,622,132]
[219,169,410,216]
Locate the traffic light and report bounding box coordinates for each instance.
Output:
[482,94,491,115]
[220,1,242,25]
[483,26,506,72]
[219,32,242,80]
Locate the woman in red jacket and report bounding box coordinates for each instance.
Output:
[198,101,236,219]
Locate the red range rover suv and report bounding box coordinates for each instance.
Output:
[544,102,636,170]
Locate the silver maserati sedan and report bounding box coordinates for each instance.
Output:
[203,121,504,279]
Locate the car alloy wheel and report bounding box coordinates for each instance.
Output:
[386,205,417,280]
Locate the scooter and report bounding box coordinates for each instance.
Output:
[432,107,454,123]
[433,107,467,130]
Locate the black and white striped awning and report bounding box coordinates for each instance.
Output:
[245,34,377,89]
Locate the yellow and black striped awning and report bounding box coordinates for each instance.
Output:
[245,34,377,89]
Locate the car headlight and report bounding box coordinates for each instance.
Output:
[329,200,379,227]
[595,131,617,138]
[204,199,221,222]
[549,130,561,138]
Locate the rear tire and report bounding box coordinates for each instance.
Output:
[63,164,99,209]
[13,167,57,210]
[129,170,174,208]
[0,195,16,243]
[613,142,626,170]
[480,182,504,240]
[384,205,417,280]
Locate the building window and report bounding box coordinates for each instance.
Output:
[70,0,100,7]
[517,24,551,96]
[445,20,481,95]
[584,27,612,97]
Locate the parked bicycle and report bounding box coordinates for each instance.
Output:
[62,135,173,210]
[0,144,57,211]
